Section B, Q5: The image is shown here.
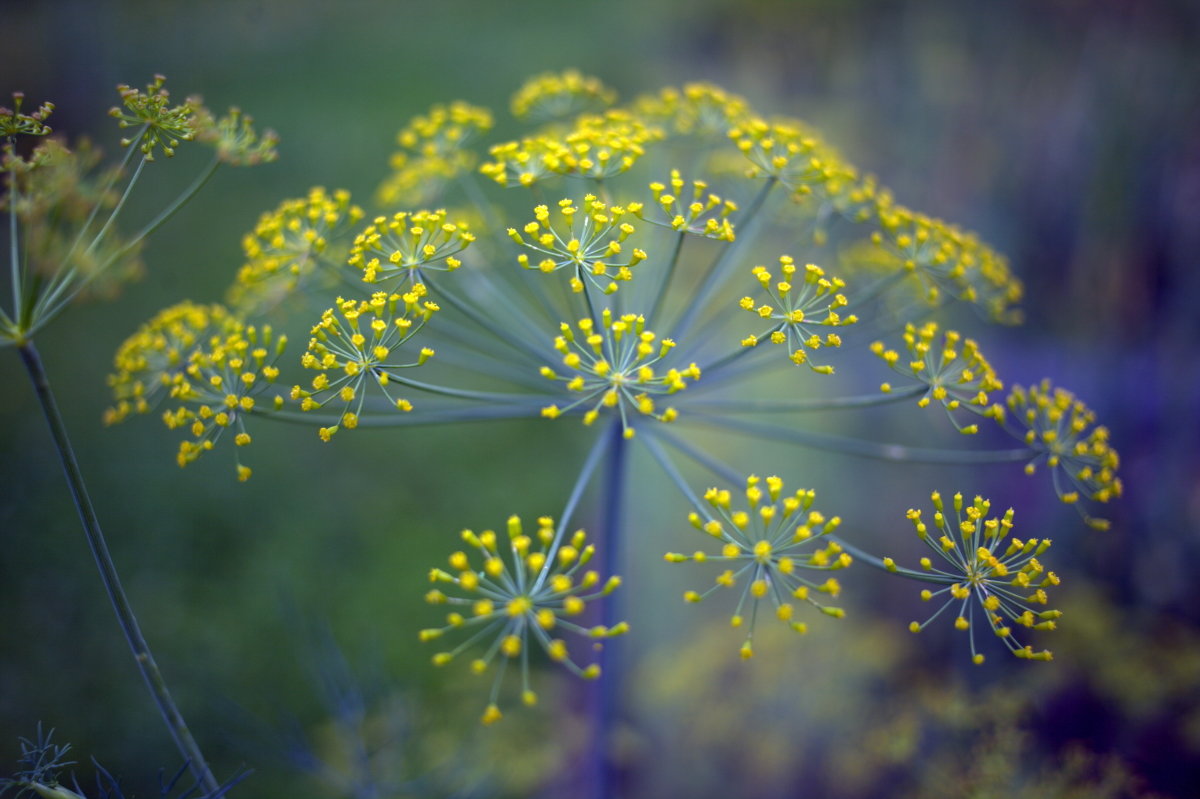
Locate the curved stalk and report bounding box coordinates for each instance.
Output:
[685,384,926,413]
[17,341,220,794]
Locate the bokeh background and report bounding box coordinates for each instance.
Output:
[2,0,1199,796]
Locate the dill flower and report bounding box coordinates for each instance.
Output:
[479,136,565,188]
[540,309,699,435]
[870,322,1003,434]
[421,514,626,724]
[107,75,196,160]
[0,92,54,138]
[507,195,646,294]
[998,381,1122,528]
[634,83,751,138]
[511,69,616,121]
[665,475,850,658]
[229,187,364,314]
[549,110,663,180]
[292,287,437,439]
[728,118,851,192]
[190,104,279,166]
[640,170,737,241]
[377,101,493,207]
[889,491,1060,663]
[106,301,287,480]
[348,209,475,287]
[737,256,856,372]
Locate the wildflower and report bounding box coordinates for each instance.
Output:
[998,381,1122,528]
[729,118,855,195]
[540,309,699,435]
[511,70,616,121]
[666,475,849,658]
[228,187,363,314]
[508,195,646,294]
[640,170,737,241]
[870,322,1003,433]
[634,83,751,137]
[738,256,855,372]
[106,301,287,480]
[348,209,475,287]
[107,75,196,160]
[0,92,54,138]
[421,515,626,723]
[892,491,1059,663]
[190,104,279,166]
[292,287,437,439]
[377,101,492,207]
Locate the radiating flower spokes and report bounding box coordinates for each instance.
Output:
[291,287,438,439]
[507,195,646,294]
[540,309,699,436]
[870,321,1003,434]
[349,209,475,287]
[737,256,855,372]
[107,75,196,160]
[666,475,850,658]
[639,170,737,241]
[421,514,626,724]
[885,491,1059,663]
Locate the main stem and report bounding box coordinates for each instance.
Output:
[17,341,221,795]
[594,420,628,799]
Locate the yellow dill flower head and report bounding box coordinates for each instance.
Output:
[634,83,752,137]
[479,135,566,188]
[190,103,279,167]
[106,301,286,479]
[508,195,646,294]
[870,203,1023,323]
[348,209,475,287]
[1003,381,1122,528]
[107,75,196,160]
[640,170,737,241]
[896,492,1059,663]
[541,308,698,436]
[228,187,363,314]
[377,101,492,207]
[870,321,1002,434]
[511,70,616,122]
[738,256,855,372]
[0,92,55,138]
[550,109,663,180]
[422,515,626,721]
[729,117,854,193]
[292,286,437,439]
[667,475,849,655]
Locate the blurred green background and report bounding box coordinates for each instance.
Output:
[2,0,1199,797]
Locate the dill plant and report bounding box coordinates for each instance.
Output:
[92,70,1122,792]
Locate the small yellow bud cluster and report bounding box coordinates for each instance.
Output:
[229,187,363,314]
[105,301,286,481]
[897,492,1059,663]
[1001,381,1122,528]
[738,256,855,372]
[869,204,1023,323]
[633,82,752,137]
[348,209,475,287]
[292,287,437,440]
[511,70,616,122]
[191,104,279,167]
[0,91,55,138]
[667,475,849,657]
[540,309,699,437]
[870,322,1003,434]
[107,75,195,160]
[729,118,859,203]
[422,515,626,723]
[378,101,493,207]
[508,195,646,294]
[640,170,737,241]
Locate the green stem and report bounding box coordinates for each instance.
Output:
[685,384,926,413]
[646,230,685,325]
[262,403,536,428]
[381,372,545,404]
[683,412,1036,464]
[9,156,22,322]
[16,341,220,794]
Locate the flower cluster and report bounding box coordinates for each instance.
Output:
[0,92,54,138]
[191,104,279,166]
[421,515,626,723]
[377,102,493,207]
[871,322,1003,433]
[640,170,737,241]
[107,74,196,160]
[507,196,645,294]
[348,209,475,287]
[105,301,287,480]
[886,491,1060,663]
[292,287,437,439]
[540,310,699,434]
[738,256,855,372]
[510,69,615,121]
[229,187,364,314]
[666,476,850,659]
